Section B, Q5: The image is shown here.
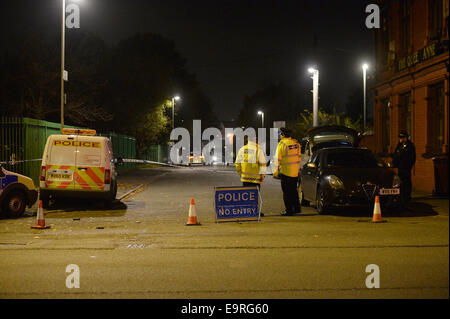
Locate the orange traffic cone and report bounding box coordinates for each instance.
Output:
[185,198,201,226]
[31,200,51,229]
[371,195,387,223]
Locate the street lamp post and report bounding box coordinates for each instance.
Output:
[172,96,180,131]
[257,110,264,128]
[308,67,319,127]
[61,0,66,132]
[362,63,369,133]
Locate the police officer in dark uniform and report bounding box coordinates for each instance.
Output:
[392,131,416,204]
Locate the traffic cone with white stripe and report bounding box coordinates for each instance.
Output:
[185,197,201,226]
[31,200,51,229]
[371,195,386,223]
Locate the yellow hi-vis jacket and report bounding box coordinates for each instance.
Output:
[235,141,267,184]
[272,137,301,178]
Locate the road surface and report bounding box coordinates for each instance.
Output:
[0,166,448,299]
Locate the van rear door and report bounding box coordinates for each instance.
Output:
[74,137,105,192]
[45,136,77,190]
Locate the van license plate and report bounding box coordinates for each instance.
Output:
[48,169,73,181]
[379,188,400,195]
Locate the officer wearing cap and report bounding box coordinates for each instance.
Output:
[272,127,302,216]
[392,131,416,204]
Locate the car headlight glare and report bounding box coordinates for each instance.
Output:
[328,175,344,189]
[393,174,401,188]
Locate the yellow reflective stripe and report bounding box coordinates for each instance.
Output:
[242,172,262,177]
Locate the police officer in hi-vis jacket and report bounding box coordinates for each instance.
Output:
[235,135,267,215]
[272,128,302,216]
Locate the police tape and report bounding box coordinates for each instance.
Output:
[0,158,43,165]
[121,159,180,168]
[0,158,179,168]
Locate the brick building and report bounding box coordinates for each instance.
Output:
[371,0,449,193]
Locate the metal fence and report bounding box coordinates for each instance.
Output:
[0,117,136,185]
[140,144,170,163]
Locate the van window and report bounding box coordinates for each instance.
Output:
[76,138,102,167]
[49,138,77,165]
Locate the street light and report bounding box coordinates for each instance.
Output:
[308,67,319,127]
[60,0,83,132]
[60,0,66,132]
[172,96,180,130]
[257,110,264,128]
[362,63,369,132]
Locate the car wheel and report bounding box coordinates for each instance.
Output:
[3,191,26,218]
[316,187,329,215]
[298,184,310,207]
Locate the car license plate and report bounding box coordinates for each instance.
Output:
[379,188,400,195]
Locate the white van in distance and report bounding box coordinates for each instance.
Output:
[39,129,118,207]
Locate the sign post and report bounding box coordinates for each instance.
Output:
[214,186,262,223]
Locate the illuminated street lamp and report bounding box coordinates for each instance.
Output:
[257,110,264,128]
[172,96,180,130]
[308,67,319,127]
[362,63,369,132]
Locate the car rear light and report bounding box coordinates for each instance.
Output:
[104,169,111,184]
[40,166,46,181]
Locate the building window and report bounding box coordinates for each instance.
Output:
[428,82,445,153]
[380,4,390,65]
[400,0,411,56]
[381,98,391,153]
[429,0,443,39]
[399,92,412,135]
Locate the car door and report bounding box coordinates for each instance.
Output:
[302,151,319,200]
[310,152,323,201]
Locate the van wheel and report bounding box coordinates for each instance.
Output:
[3,191,26,218]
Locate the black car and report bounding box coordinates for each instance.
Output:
[299,147,402,214]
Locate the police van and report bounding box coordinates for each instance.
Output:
[0,165,38,218]
[39,129,118,208]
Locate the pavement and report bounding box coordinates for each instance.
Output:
[0,165,448,299]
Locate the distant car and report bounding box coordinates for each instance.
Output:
[188,152,205,166]
[299,147,402,214]
[0,165,38,218]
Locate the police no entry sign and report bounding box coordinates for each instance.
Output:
[214,186,261,223]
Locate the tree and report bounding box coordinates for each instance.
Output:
[290,109,361,141]
[103,33,216,148]
[0,32,112,126]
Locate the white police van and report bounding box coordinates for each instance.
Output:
[39,129,119,208]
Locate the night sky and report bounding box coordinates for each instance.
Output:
[1,0,375,122]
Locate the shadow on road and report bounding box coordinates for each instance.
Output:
[0,199,128,221]
[319,200,439,218]
[45,198,127,213]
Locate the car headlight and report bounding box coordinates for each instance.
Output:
[327,175,344,189]
[393,174,401,188]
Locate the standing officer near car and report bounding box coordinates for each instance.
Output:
[392,130,416,204]
[272,127,302,216]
